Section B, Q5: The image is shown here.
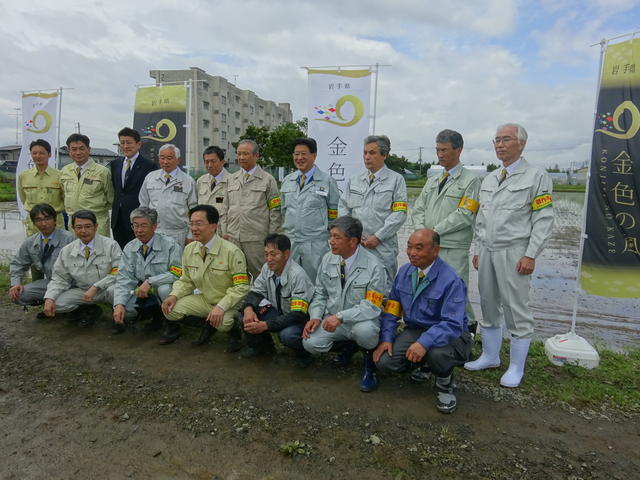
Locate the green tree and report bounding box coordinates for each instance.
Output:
[386,153,410,174]
[234,122,306,169]
[486,163,499,172]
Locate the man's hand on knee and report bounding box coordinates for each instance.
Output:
[373,342,393,363]
[207,305,225,328]
[43,298,56,317]
[9,284,24,302]
[405,342,427,363]
[161,296,177,316]
[322,314,341,332]
[302,318,320,339]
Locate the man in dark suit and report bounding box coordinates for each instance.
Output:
[110,127,157,248]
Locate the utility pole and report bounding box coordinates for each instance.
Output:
[9,107,21,144]
[417,146,424,175]
[233,75,239,85]
[75,122,81,133]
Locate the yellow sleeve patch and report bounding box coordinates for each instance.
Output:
[110,267,119,275]
[532,193,553,211]
[383,299,402,317]
[365,290,384,308]
[268,196,281,209]
[232,273,250,285]
[290,298,309,313]
[391,201,408,213]
[458,196,479,213]
[169,265,182,277]
[327,208,338,220]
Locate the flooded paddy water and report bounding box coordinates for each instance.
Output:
[2,191,638,351]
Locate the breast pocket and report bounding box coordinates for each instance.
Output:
[502,184,531,210]
[347,189,365,209]
[22,186,39,203]
[347,281,368,306]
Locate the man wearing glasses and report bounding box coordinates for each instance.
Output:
[109,128,156,248]
[43,210,122,327]
[465,123,553,388]
[112,207,182,334]
[9,203,74,308]
[160,205,249,348]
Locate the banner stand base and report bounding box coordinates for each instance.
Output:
[544,332,600,369]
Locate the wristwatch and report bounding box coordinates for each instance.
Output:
[335,311,344,321]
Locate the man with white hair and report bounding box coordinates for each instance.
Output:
[465,123,553,388]
[138,144,197,246]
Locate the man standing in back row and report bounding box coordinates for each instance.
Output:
[110,127,156,248]
[465,123,553,389]
[221,140,282,279]
[338,135,407,286]
[196,145,229,234]
[412,129,481,333]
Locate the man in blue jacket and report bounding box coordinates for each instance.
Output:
[373,228,472,413]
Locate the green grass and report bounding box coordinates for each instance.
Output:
[0,265,9,291]
[553,184,585,193]
[461,340,640,413]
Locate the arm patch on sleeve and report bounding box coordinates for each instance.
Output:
[365,290,383,307]
[268,196,281,209]
[110,267,119,275]
[458,196,479,213]
[290,298,309,313]
[383,299,402,317]
[532,193,552,211]
[232,273,250,285]
[327,208,338,220]
[169,265,182,277]
[391,201,408,213]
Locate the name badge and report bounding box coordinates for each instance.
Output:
[83,178,94,185]
[173,185,183,193]
[315,188,328,197]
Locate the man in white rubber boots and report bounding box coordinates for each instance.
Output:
[465,124,553,388]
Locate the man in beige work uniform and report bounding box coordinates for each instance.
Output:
[196,145,229,233]
[221,139,282,279]
[412,129,481,333]
[465,123,553,389]
[59,133,114,237]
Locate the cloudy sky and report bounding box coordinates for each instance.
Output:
[1,0,639,168]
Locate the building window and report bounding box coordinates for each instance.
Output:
[221,95,227,105]
[259,120,264,126]
[203,119,210,128]
[235,111,240,119]
[221,113,227,123]
[235,95,240,104]
[221,131,227,140]
[235,128,240,135]
[203,137,210,146]
[202,82,209,91]
[250,105,254,114]
[203,101,210,110]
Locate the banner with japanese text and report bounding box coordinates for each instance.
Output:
[581,38,640,298]
[16,90,59,218]
[307,69,372,191]
[133,85,187,165]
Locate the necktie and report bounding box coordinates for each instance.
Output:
[244,172,250,183]
[142,244,149,259]
[498,169,507,186]
[418,270,426,283]
[76,167,81,180]
[339,260,346,288]
[123,158,131,187]
[299,174,306,190]
[200,245,207,260]
[84,245,90,259]
[274,277,283,313]
[164,173,171,185]
[210,176,217,192]
[369,173,375,185]
[438,172,449,193]
[41,237,53,263]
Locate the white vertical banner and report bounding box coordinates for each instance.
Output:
[307,69,372,192]
[16,90,60,217]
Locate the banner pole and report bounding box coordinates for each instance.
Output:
[372,63,379,134]
[570,38,608,334]
[185,79,192,174]
[56,87,63,168]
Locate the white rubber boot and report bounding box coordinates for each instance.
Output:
[464,327,502,371]
[500,337,531,388]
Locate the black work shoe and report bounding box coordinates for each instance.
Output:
[410,366,432,383]
[112,322,126,334]
[239,344,275,358]
[225,323,243,353]
[333,341,359,367]
[143,314,164,333]
[192,322,215,346]
[77,305,101,328]
[435,375,457,414]
[159,322,181,345]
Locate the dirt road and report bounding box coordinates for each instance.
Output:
[1,303,638,480]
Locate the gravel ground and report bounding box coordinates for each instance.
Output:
[1,302,638,480]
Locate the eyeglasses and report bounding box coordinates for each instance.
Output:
[73,224,95,231]
[33,216,55,223]
[493,137,518,145]
[131,223,153,230]
[189,221,211,228]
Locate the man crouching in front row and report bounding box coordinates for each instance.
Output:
[160,204,249,349]
[373,229,472,414]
